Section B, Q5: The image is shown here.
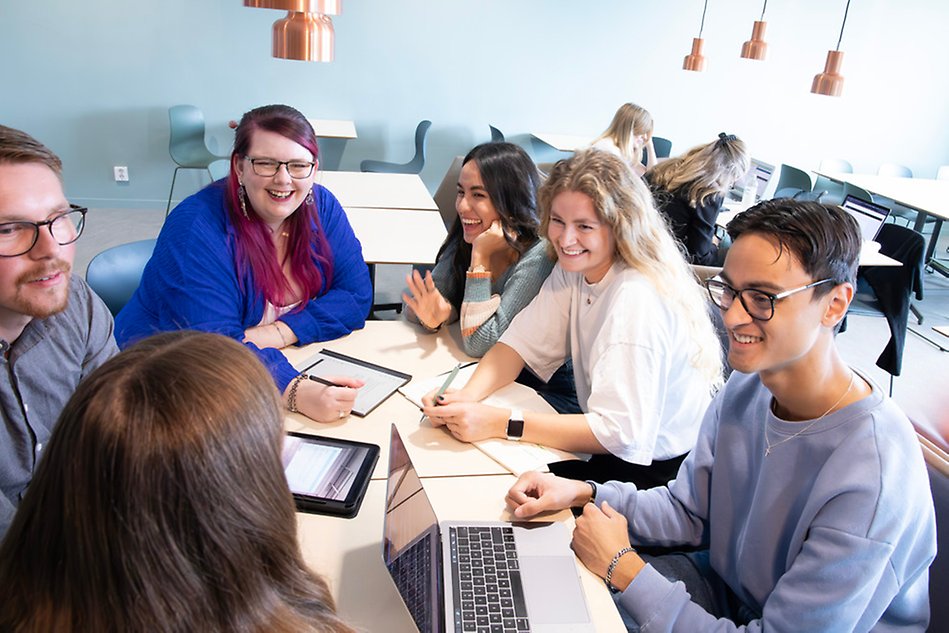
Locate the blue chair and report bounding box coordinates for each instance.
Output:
[166,105,229,216]
[360,120,432,174]
[767,164,812,200]
[86,239,157,316]
[813,158,852,205]
[489,125,505,142]
[652,136,672,159]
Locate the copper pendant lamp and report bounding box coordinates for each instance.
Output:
[812,0,851,96]
[740,0,768,61]
[273,11,334,62]
[244,0,341,14]
[683,0,709,72]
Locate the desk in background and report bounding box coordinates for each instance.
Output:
[815,172,949,275]
[343,207,445,266]
[309,119,358,172]
[317,171,438,210]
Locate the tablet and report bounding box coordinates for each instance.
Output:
[282,432,379,518]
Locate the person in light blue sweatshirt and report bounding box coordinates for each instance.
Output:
[505,199,937,631]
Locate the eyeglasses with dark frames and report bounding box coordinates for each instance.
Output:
[704,276,834,321]
[0,205,87,258]
[244,157,315,179]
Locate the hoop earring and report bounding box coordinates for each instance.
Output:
[238,182,249,219]
[305,188,315,206]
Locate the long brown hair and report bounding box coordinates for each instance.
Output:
[0,331,353,633]
[646,133,749,207]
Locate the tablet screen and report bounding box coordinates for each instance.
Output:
[282,435,373,501]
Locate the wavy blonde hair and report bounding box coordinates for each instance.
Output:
[539,150,723,389]
[647,133,749,207]
[591,103,654,165]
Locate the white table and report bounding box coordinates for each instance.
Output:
[296,475,626,632]
[815,172,949,275]
[316,171,438,210]
[530,132,592,153]
[308,118,357,139]
[343,207,445,265]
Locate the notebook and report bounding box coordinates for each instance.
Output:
[383,425,594,633]
[841,194,890,241]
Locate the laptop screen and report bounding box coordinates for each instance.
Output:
[383,426,442,633]
[841,195,890,241]
[753,162,774,199]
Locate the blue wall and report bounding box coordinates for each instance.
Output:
[2,0,947,208]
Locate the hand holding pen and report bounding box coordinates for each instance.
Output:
[419,362,463,423]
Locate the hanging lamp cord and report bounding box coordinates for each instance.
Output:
[698,0,709,37]
[760,0,768,21]
[836,0,851,50]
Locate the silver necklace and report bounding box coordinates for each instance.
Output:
[765,371,855,456]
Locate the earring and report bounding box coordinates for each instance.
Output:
[238,182,249,219]
[305,188,315,206]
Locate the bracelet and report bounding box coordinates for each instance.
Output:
[587,481,597,504]
[605,547,636,593]
[286,374,307,413]
[273,322,289,348]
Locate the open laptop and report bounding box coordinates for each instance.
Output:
[383,425,594,633]
[728,158,775,201]
[841,194,890,241]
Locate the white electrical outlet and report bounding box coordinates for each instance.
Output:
[114,166,129,182]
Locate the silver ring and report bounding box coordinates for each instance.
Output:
[338,409,345,419]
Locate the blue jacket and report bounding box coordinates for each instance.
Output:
[115,181,371,391]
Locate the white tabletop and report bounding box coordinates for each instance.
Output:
[316,171,438,210]
[815,172,949,222]
[296,475,626,632]
[343,206,445,265]
[531,132,592,153]
[308,118,358,139]
[281,321,562,479]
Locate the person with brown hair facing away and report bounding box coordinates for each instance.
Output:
[0,331,353,633]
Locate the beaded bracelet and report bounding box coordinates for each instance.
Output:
[605,546,636,593]
[286,374,307,413]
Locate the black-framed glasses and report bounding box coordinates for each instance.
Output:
[704,276,834,321]
[244,156,315,179]
[0,205,87,258]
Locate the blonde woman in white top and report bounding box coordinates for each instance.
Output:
[589,103,657,178]
[422,150,723,486]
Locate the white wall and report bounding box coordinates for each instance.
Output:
[1,0,947,207]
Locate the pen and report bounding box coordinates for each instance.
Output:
[419,362,463,423]
[308,374,348,389]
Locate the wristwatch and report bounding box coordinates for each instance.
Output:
[506,409,524,441]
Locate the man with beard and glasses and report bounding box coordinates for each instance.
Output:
[0,125,117,538]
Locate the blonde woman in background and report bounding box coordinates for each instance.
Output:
[589,102,657,177]
[647,133,750,266]
[421,150,723,488]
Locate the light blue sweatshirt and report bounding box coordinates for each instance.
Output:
[597,370,936,632]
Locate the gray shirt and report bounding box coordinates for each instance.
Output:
[0,275,117,538]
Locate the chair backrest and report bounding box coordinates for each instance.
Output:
[651,136,672,159]
[813,174,846,205]
[168,105,213,165]
[842,182,874,204]
[936,165,949,181]
[818,157,853,173]
[878,163,913,178]
[86,239,158,316]
[489,125,505,142]
[407,119,432,172]
[433,156,465,231]
[769,164,812,198]
[773,187,804,200]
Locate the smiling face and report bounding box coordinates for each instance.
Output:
[0,162,75,339]
[234,129,316,230]
[546,190,615,283]
[720,232,844,378]
[456,161,501,243]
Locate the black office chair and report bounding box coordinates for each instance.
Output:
[846,224,925,395]
[360,120,432,174]
[489,125,505,142]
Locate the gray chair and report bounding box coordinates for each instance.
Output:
[842,182,874,203]
[767,164,812,200]
[166,105,228,217]
[86,239,157,316]
[433,156,465,231]
[489,125,505,142]
[814,158,852,205]
[360,120,432,174]
[651,136,672,159]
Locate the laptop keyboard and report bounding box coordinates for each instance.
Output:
[449,526,530,633]
[388,533,434,632]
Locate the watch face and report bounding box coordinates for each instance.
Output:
[506,418,524,439]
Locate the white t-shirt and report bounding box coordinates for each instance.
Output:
[500,262,712,464]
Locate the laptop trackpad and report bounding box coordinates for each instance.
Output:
[520,555,591,624]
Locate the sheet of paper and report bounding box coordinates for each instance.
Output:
[295,351,410,416]
[399,365,580,475]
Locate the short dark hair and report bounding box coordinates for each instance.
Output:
[0,125,62,176]
[726,199,860,297]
